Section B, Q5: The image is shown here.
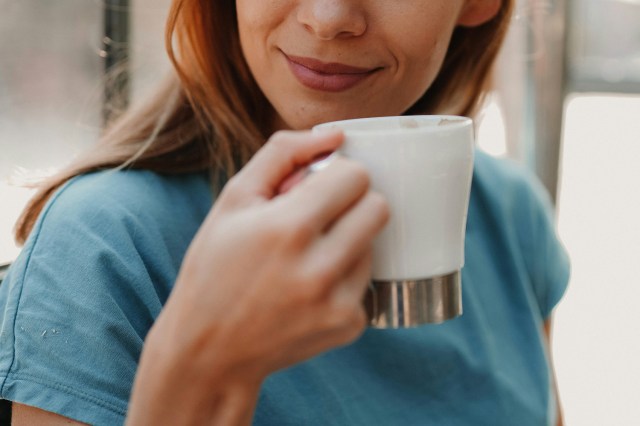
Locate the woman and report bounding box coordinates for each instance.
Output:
[1,0,569,424]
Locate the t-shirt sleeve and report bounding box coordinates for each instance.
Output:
[514,171,571,320]
[0,176,166,425]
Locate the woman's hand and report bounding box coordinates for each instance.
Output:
[127,130,390,425]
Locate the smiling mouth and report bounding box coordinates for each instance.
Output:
[283,52,382,93]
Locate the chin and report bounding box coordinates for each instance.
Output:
[280,106,393,131]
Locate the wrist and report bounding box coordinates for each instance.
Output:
[127,312,263,425]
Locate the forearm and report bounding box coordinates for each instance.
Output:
[127,383,259,425]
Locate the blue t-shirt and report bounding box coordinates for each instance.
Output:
[0,150,569,425]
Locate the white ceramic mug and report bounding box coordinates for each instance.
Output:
[313,115,474,327]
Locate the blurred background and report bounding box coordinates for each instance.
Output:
[1,0,639,423]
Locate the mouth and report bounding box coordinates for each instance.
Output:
[283,51,382,93]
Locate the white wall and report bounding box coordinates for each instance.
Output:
[479,93,640,425]
[553,94,640,425]
[0,0,171,265]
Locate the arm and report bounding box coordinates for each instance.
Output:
[126,129,389,424]
[12,404,87,425]
[13,130,388,425]
[543,316,564,426]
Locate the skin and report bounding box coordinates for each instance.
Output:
[237,0,500,130]
[13,1,564,425]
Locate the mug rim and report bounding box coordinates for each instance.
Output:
[313,115,472,135]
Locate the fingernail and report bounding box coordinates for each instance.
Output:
[306,152,340,175]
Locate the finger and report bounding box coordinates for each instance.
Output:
[330,250,373,307]
[282,255,370,362]
[315,191,390,275]
[277,167,306,195]
[238,129,344,200]
[306,253,372,344]
[277,152,338,195]
[272,317,366,371]
[286,313,367,364]
[280,156,371,232]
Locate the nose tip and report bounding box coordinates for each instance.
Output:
[298,2,367,40]
[305,25,364,41]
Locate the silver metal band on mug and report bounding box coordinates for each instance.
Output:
[364,271,462,328]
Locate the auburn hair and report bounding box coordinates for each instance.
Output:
[15,0,514,244]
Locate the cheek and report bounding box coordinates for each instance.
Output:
[236,2,275,59]
[237,1,291,80]
[398,23,456,96]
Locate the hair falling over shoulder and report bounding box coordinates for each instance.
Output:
[14,0,513,245]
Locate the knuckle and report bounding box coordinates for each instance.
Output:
[368,192,391,223]
[269,131,295,151]
[344,306,367,331]
[257,220,280,244]
[288,280,318,306]
[218,175,247,207]
[292,265,334,303]
[308,262,338,293]
[321,263,342,287]
[260,213,291,242]
[261,208,316,249]
[345,161,371,190]
[331,305,367,340]
[351,308,368,334]
[222,174,243,193]
[284,211,317,246]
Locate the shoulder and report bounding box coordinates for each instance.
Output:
[22,169,214,285]
[473,149,546,199]
[43,169,212,228]
[469,150,570,318]
[471,149,554,221]
[0,170,213,423]
[28,169,212,252]
[9,169,215,312]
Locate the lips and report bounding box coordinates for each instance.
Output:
[284,53,381,92]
